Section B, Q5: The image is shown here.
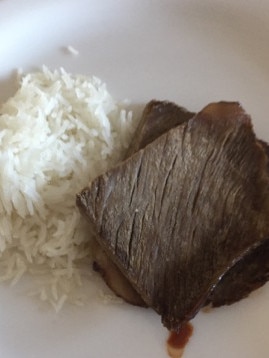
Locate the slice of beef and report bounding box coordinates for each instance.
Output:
[261,140,269,170]
[208,237,269,307]
[93,101,269,309]
[91,100,194,306]
[131,106,269,309]
[207,139,269,307]
[126,100,195,156]
[77,102,269,330]
[91,238,146,306]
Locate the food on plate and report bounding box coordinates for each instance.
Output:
[77,101,269,330]
[65,45,79,56]
[90,100,194,306]
[91,237,146,306]
[126,100,195,156]
[207,237,269,307]
[88,101,269,310]
[206,136,269,308]
[166,322,193,358]
[94,101,269,309]
[0,67,137,309]
[1,64,268,337]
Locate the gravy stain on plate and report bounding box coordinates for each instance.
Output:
[166,323,193,358]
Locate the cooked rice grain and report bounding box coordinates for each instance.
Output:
[0,66,137,309]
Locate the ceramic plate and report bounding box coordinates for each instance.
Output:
[0,1,268,357]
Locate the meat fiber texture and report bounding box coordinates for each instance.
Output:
[87,101,194,307]
[77,101,269,331]
[207,140,269,307]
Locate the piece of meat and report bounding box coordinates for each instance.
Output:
[77,102,269,331]
[208,237,269,307]
[91,238,146,306]
[130,105,269,308]
[126,100,195,156]
[92,102,269,309]
[207,140,269,307]
[260,140,269,170]
[91,100,194,306]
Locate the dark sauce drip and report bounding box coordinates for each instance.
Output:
[166,323,193,358]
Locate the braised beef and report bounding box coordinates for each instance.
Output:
[91,238,146,306]
[77,101,269,330]
[207,139,269,307]
[208,238,269,306]
[261,140,269,171]
[90,100,194,305]
[126,100,194,156]
[92,101,269,309]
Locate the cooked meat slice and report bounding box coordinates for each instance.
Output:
[91,239,146,306]
[91,100,194,306]
[77,102,269,330]
[126,100,194,155]
[208,237,269,307]
[260,140,269,171]
[94,102,269,309]
[207,140,269,307]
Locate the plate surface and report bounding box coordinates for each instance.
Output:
[0,1,269,357]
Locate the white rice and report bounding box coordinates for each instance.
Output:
[0,66,137,310]
[66,45,79,56]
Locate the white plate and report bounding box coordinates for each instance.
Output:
[0,1,269,357]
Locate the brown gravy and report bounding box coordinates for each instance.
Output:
[166,322,193,358]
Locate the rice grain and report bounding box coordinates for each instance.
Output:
[0,66,137,309]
